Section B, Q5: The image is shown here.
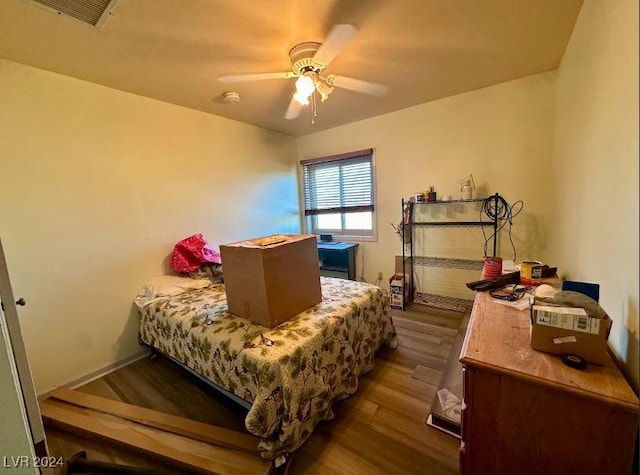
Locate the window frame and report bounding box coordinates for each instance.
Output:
[300,148,378,242]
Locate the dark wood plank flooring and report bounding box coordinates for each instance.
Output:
[44,305,463,474]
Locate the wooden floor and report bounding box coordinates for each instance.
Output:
[45,305,463,474]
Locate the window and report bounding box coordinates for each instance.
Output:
[301,148,376,241]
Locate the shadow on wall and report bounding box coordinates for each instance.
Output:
[620,296,639,393]
[112,253,173,362]
[509,212,546,262]
[113,304,149,361]
[618,297,639,475]
[624,325,639,391]
[162,253,172,275]
[476,184,491,200]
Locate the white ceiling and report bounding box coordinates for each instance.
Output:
[0,0,583,137]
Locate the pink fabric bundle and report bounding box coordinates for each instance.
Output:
[170,234,222,273]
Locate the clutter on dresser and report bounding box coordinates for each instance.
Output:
[530,284,611,364]
[489,284,530,302]
[460,291,639,475]
[466,271,520,291]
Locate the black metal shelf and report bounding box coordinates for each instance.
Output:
[412,198,486,205]
[413,256,484,271]
[411,221,493,227]
[400,193,501,311]
[413,292,474,314]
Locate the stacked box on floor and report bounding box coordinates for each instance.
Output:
[389,273,408,309]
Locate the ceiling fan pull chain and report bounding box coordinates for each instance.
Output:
[311,92,317,124]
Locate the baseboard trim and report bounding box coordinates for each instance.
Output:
[38,349,150,400]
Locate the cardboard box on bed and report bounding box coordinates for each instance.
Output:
[220,234,322,328]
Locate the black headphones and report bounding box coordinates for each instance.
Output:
[490,284,529,302]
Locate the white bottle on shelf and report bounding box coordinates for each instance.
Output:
[461,180,473,200]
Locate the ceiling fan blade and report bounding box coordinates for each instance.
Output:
[284,96,304,120]
[328,75,388,96]
[218,72,294,83]
[312,24,358,67]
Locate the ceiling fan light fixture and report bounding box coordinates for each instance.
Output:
[293,91,310,106]
[314,77,334,102]
[293,74,315,106]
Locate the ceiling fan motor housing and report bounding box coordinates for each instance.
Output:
[289,42,325,75]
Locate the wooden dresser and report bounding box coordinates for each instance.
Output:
[459,292,639,475]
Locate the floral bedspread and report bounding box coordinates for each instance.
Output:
[137,277,397,459]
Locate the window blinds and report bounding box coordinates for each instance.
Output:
[302,149,374,216]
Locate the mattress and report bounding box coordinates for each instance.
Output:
[137,276,397,459]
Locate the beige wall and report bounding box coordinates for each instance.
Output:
[3,0,638,395]
[297,72,557,297]
[549,0,639,389]
[0,59,299,394]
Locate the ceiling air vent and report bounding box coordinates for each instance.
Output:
[30,0,120,29]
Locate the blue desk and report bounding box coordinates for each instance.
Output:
[317,242,359,280]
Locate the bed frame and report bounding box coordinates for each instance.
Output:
[136,276,397,459]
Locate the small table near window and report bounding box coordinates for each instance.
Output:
[317,242,359,280]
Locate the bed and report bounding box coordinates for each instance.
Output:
[135,275,397,459]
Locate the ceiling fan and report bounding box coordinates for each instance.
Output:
[218,24,388,121]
